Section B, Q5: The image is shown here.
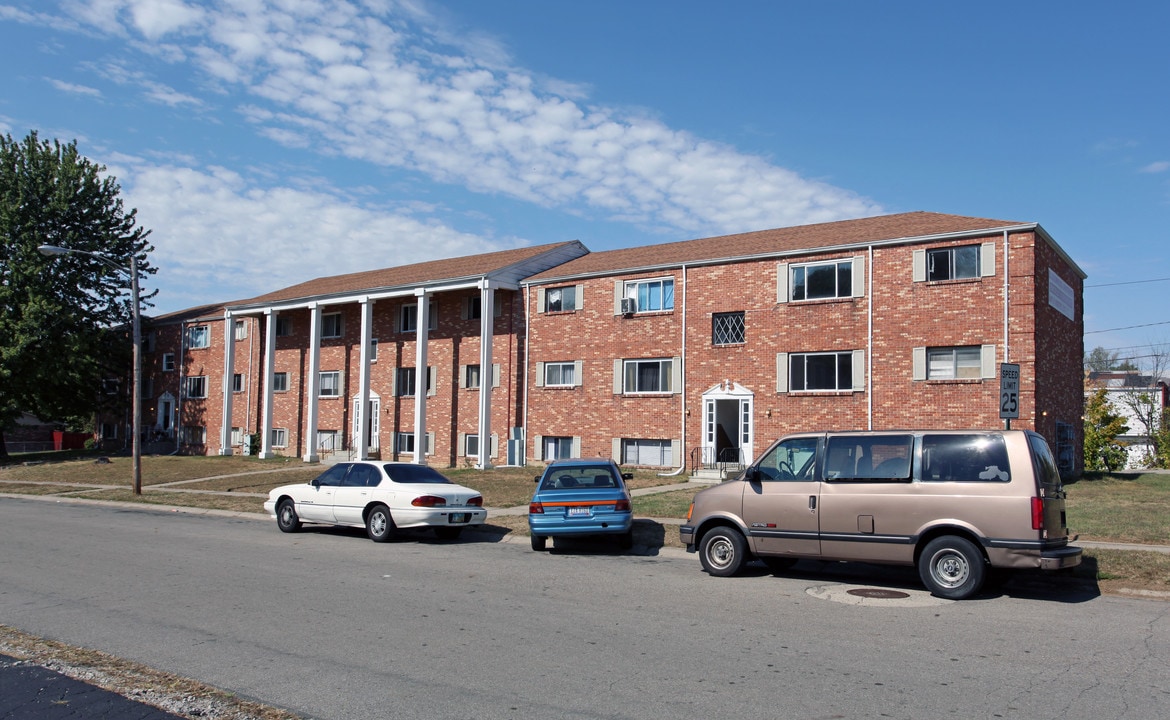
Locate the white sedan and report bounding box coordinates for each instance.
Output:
[263,462,486,542]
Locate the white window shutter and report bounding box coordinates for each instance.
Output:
[490,433,498,458]
[912,249,926,282]
[852,256,866,297]
[981,344,997,378]
[670,439,681,466]
[533,434,543,459]
[612,438,622,463]
[573,360,583,387]
[492,363,501,388]
[613,359,623,394]
[613,282,624,315]
[981,242,996,277]
[535,362,545,387]
[852,349,866,391]
[571,436,581,458]
[426,432,434,455]
[536,288,546,314]
[672,356,682,394]
[457,433,466,457]
[575,284,584,310]
[776,353,789,393]
[459,365,467,389]
[912,347,927,381]
[776,263,789,303]
[427,366,437,396]
[391,432,398,451]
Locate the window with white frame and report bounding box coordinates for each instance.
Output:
[400,302,437,333]
[927,346,983,380]
[101,422,118,439]
[466,296,502,320]
[230,427,243,446]
[792,260,853,301]
[712,312,746,345]
[624,359,673,393]
[234,320,247,340]
[162,353,175,372]
[184,375,207,399]
[317,430,340,453]
[232,373,244,393]
[790,352,853,392]
[180,425,206,445]
[319,371,341,397]
[927,245,980,281]
[544,286,578,312]
[272,372,289,392]
[544,361,577,387]
[624,278,674,313]
[275,316,292,337]
[396,432,434,455]
[321,313,343,339]
[186,325,210,349]
[465,364,481,389]
[271,428,288,448]
[543,436,574,461]
[144,332,156,353]
[369,338,378,362]
[465,433,479,458]
[622,439,672,467]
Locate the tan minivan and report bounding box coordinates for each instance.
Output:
[680,430,1081,599]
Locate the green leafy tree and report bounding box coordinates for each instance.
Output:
[0,131,156,458]
[1082,388,1129,471]
[1085,346,1121,373]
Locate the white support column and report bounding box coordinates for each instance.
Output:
[258,309,277,459]
[477,281,495,469]
[413,289,429,465]
[219,311,235,455]
[357,298,373,460]
[303,303,321,462]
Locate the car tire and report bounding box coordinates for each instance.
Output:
[434,527,463,540]
[618,529,634,550]
[918,536,986,600]
[760,556,796,574]
[276,499,301,533]
[531,534,547,551]
[366,504,396,543]
[699,526,747,577]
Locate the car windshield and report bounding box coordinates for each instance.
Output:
[540,466,619,490]
[381,464,452,484]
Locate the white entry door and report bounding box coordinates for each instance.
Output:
[351,394,381,450]
[701,381,754,467]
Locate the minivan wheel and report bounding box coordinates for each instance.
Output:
[699,527,747,577]
[919,536,985,600]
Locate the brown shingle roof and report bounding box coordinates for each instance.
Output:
[524,211,1029,281]
[231,241,581,307]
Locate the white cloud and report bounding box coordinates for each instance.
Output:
[68,0,879,238]
[1140,161,1170,174]
[113,161,506,312]
[46,77,103,97]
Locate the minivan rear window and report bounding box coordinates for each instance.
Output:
[921,434,1011,482]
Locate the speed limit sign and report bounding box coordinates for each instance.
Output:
[1000,363,1020,419]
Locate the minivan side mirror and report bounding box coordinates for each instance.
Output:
[743,467,759,484]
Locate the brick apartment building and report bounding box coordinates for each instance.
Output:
[132,211,1086,477]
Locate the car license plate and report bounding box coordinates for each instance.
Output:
[568,506,590,517]
[448,513,470,524]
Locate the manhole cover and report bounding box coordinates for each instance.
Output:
[846,587,911,599]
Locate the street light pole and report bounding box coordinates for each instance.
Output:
[38,244,143,495]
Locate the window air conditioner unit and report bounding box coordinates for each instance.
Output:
[620,297,637,315]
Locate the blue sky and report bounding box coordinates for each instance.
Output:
[2,1,1168,367]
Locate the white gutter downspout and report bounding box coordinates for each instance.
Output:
[660,264,688,477]
[522,284,530,464]
[868,246,874,431]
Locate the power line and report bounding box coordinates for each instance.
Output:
[1084,320,1170,334]
[1085,277,1170,288]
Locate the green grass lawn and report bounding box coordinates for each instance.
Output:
[1064,472,1170,545]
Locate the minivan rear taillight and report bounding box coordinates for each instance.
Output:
[1031,497,1044,530]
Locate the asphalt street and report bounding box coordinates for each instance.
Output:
[0,652,185,719]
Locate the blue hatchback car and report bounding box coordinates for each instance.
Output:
[528,459,635,551]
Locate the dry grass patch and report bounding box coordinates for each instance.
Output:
[0,454,307,487]
[76,489,268,514]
